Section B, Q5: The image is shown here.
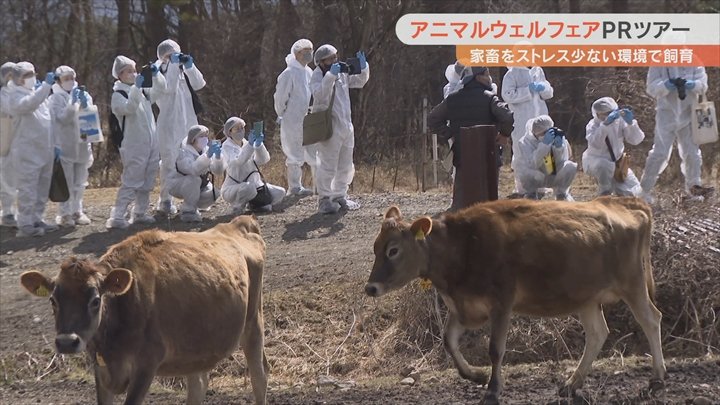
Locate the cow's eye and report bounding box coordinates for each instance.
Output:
[387,247,400,258]
[89,297,101,312]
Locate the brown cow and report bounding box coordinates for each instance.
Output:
[20,216,268,405]
[365,197,665,404]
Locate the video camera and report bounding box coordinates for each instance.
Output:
[337,57,362,75]
[549,127,566,138]
[670,77,687,100]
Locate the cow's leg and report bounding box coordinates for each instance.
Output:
[484,309,511,405]
[94,367,114,405]
[122,368,156,405]
[242,318,268,404]
[444,314,488,384]
[186,371,209,405]
[560,304,609,397]
[624,294,667,390]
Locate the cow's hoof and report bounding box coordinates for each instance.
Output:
[482,391,500,405]
[648,378,665,393]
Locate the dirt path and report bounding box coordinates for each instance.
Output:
[1,185,719,404]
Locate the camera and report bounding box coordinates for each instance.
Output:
[670,77,687,100]
[549,127,565,138]
[337,57,362,75]
[140,63,154,88]
[178,53,191,64]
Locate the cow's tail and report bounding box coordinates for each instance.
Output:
[641,205,656,304]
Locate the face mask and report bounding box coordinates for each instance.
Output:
[23,77,36,89]
[299,51,313,65]
[232,129,245,141]
[122,73,136,85]
[61,81,74,92]
[195,136,209,151]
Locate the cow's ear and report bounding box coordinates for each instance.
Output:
[410,217,433,239]
[102,269,133,296]
[384,206,402,221]
[20,271,54,298]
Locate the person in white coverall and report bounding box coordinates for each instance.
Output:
[515,115,577,201]
[0,61,18,227]
[502,66,554,195]
[640,66,713,203]
[154,39,206,215]
[443,61,464,99]
[310,44,370,214]
[167,125,223,222]
[106,55,167,230]
[582,97,645,197]
[6,62,58,237]
[220,116,285,214]
[274,38,316,197]
[49,65,94,227]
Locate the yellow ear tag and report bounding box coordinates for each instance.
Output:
[96,353,106,367]
[415,230,425,240]
[35,285,50,297]
[419,278,433,291]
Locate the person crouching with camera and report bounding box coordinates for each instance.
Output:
[219,117,285,215]
[514,115,577,201]
[166,125,223,222]
[639,66,713,204]
[310,44,369,214]
[582,97,644,198]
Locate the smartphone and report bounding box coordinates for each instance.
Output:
[253,121,264,134]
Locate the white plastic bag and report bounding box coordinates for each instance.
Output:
[77,105,104,143]
[691,92,718,145]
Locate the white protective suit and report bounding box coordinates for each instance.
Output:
[167,143,223,214]
[640,66,709,194]
[49,82,94,219]
[502,66,554,192]
[514,131,577,199]
[583,113,645,196]
[154,59,206,206]
[309,62,370,202]
[0,83,17,221]
[220,137,285,213]
[274,53,316,192]
[108,74,167,223]
[6,80,53,230]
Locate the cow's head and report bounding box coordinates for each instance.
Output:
[365,206,432,297]
[20,257,133,354]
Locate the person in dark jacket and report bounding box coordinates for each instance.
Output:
[428,66,514,210]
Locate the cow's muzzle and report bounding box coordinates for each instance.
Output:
[364,283,384,297]
[55,333,84,354]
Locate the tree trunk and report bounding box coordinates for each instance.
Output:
[116,0,131,55]
[146,0,168,58]
[63,0,81,60]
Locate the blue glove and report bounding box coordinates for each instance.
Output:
[541,130,554,145]
[79,91,88,109]
[620,108,634,124]
[330,63,341,75]
[248,130,257,145]
[604,110,620,125]
[213,144,222,158]
[664,79,675,90]
[684,80,696,90]
[183,55,194,69]
[253,132,265,148]
[34,80,42,90]
[552,135,564,148]
[357,51,367,70]
[150,64,159,76]
[44,72,55,85]
[170,53,181,64]
[134,74,144,88]
[54,147,61,161]
[530,82,545,92]
[71,88,80,104]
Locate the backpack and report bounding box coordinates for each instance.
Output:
[109,90,128,151]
